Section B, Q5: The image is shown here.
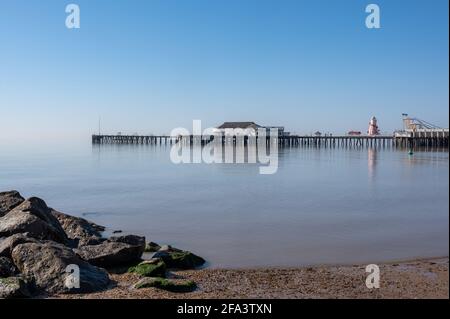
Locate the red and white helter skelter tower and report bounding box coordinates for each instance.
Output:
[368,116,380,136]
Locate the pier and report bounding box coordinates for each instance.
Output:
[92,117,449,149]
[92,133,449,149]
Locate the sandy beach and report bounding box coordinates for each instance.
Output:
[57,257,448,299]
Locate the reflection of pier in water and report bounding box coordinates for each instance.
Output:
[92,134,449,150]
[368,148,377,181]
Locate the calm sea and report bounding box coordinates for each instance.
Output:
[0,140,448,268]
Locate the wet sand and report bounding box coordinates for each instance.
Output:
[58,257,448,299]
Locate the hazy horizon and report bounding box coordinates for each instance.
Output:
[1,0,448,144]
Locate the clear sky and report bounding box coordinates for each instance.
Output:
[0,0,448,142]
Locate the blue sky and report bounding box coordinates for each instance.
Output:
[0,0,448,141]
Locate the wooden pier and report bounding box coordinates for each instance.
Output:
[92,134,449,149]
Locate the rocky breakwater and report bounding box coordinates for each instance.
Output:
[0,191,205,298]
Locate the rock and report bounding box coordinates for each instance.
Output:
[17,198,67,237]
[0,198,68,244]
[0,210,67,244]
[75,235,145,268]
[0,233,40,258]
[128,260,166,277]
[12,242,110,294]
[0,276,31,298]
[159,244,182,252]
[166,251,205,269]
[0,191,25,217]
[0,210,62,243]
[0,257,18,277]
[112,230,122,234]
[140,258,162,265]
[153,249,205,269]
[133,277,196,293]
[144,242,161,252]
[109,234,145,246]
[51,210,105,247]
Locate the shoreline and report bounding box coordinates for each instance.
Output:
[200,255,450,270]
[2,191,448,299]
[58,256,449,299]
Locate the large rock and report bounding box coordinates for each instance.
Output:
[75,235,145,268]
[0,191,24,217]
[0,257,17,277]
[16,198,68,239]
[0,233,39,258]
[152,246,206,269]
[51,210,105,247]
[0,198,68,244]
[0,276,31,298]
[0,210,66,244]
[12,242,110,294]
